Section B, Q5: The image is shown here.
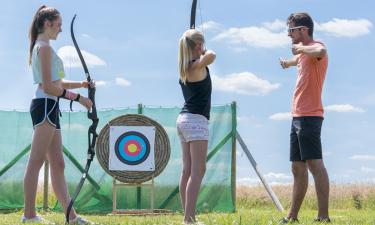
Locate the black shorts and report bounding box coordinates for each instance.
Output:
[30,98,60,130]
[290,116,323,161]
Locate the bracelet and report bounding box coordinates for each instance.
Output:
[60,89,78,101]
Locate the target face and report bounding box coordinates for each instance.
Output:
[109,126,155,171]
[114,131,150,165]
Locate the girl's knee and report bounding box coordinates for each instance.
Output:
[50,159,65,172]
[181,167,191,178]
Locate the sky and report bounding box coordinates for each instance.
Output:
[0,0,374,186]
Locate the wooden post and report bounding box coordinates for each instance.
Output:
[231,102,237,211]
[150,177,154,211]
[112,178,117,214]
[136,103,143,209]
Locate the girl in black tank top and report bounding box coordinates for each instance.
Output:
[176,29,216,224]
[179,66,212,120]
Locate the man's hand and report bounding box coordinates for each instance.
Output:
[279,57,288,69]
[292,42,304,55]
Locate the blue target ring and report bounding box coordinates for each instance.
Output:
[115,131,150,165]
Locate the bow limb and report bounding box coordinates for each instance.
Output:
[66,14,99,224]
[190,0,197,29]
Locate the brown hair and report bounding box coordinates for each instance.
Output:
[287,12,314,37]
[28,5,60,65]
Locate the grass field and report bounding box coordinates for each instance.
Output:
[1,184,375,225]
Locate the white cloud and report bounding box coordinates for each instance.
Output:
[198,21,223,32]
[264,172,292,180]
[212,72,280,96]
[115,77,132,87]
[237,177,261,186]
[325,104,365,113]
[269,112,291,121]
[213,26,289,48]
[237,173,292,186]
[361,167,375,173]
[262,19,286,31]
[57,46,106,68]
[315,18,373,38]
[212,18,372,51]
[95,80,107,87]
[269,181,292,186]
[350,155,375,161]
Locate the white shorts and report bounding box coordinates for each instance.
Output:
[176,113,209,142]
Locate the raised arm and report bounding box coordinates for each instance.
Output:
[280,55,299,69]
[191,49,216,70]
[292,42,326,58]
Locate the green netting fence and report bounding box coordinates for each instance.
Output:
[0,103,236,213]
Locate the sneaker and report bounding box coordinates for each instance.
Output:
[69,215,92,225]
[314,217,331,223]
[21,215,55,224]
[278,217,299,224]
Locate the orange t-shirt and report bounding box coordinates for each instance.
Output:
[292,41,328,117]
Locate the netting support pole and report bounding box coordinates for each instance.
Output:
[236,131,284,212]
[230,102,237,212]
[137,103,143,209]
[43,160,49,210]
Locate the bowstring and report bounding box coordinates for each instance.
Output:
[198,0,204,35]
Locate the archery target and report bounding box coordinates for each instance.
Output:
[109,126,155,171]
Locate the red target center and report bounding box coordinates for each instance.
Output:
[123,140,141,156]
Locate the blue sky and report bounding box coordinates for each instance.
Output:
[1,0,374,185]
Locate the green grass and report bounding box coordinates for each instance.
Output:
[1,209,374,225]
[2,184,375,224]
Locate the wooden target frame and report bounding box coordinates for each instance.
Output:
[96,114,171,214]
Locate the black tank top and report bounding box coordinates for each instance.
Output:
[179,67,212,120]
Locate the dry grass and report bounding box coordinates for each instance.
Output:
[237,183,375,210]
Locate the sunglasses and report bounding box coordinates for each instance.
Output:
[288,26,308,33]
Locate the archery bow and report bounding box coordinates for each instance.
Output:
[66,14,99,224]
[190,0,197,29]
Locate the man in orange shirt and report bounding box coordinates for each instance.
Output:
[279,13,330,223]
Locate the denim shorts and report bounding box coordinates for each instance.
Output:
[176,113,209,142]
[290,116,323,161]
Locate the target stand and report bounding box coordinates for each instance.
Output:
[96,114,171,215]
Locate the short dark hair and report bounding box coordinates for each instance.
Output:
[287,13,314,37]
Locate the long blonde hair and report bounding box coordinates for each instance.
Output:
[178,29,205,84]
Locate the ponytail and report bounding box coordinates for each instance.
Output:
[178,36,192,84]
[28,5,60,65]
[178,29,204,84]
